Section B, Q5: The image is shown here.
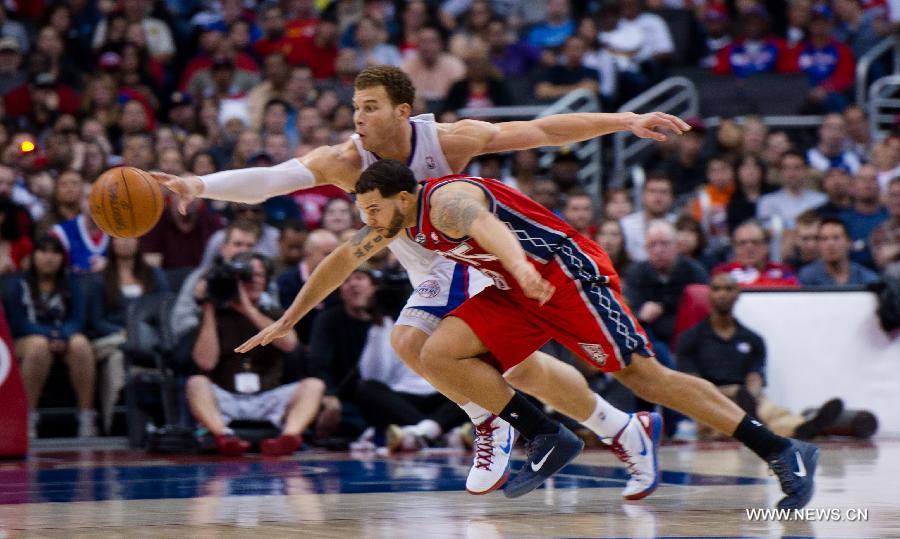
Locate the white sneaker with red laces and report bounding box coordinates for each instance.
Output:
[609,411,663,500]
[465,415,516,495]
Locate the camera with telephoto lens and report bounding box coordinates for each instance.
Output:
[370,266,412,321]
[206,256,255,308]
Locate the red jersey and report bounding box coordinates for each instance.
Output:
[407,175,614,292]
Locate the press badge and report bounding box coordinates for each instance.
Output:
[235,372,261,394]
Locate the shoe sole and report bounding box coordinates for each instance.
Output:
[467,431,516,495]
[794,399,843,440]
[623,412,664,501]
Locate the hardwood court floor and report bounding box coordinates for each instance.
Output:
[0,439,897,538]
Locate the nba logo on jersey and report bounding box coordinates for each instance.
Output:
[415,280,441,298]
[579,343,608,367]
[414,233,426,244]
[426,156,436,169]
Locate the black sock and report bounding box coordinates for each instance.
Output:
[733,414,791,460]
[499,392,559,441]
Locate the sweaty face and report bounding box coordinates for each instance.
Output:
[356,191,408,238]
[352,86,407,154]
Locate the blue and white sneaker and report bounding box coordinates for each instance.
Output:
[503,424,584,499]
[609,411,663,500]
[466,415,516,495]
[769,439,819,509]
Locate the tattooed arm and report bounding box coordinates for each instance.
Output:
[235,226,395,352]
[429,183,555,304]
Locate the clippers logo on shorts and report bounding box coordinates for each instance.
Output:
[579,343,608,367]
[415,280,441,298]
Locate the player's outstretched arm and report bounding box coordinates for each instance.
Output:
[430,184,555,305]
[442,113,691,159]
[148,141,361,214]
[235,226,396,353]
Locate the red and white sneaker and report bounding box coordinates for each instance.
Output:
[465,415,516,495]
[609,411,663,500]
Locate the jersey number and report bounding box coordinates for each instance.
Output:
[444,243,499,267]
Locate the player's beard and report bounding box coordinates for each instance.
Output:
[382,204,406,238]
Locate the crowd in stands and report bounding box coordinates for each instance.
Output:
[0,0,896,451]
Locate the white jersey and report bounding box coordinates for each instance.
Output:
[351,114,491,334]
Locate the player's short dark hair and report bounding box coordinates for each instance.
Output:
[819,216,850,238]
[355,159,418,197]
[355,65,415,107]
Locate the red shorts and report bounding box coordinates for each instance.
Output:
[450,243,653,373]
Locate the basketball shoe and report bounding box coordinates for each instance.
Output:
[466,415,516,494]
[769,439,819,509]
[608,411,663,500]
[503,424,584,498]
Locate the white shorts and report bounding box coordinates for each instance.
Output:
[395,262,491,335]
[211,382,300,428]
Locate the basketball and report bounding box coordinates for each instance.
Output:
[89,166,164,238]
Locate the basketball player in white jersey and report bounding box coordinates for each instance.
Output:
[152,65,690,498]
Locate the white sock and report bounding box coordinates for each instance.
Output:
[460,402,492,425]
[582,394,631,440]
[415,419,443,440]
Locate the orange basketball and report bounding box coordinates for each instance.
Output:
[89,167,165,238]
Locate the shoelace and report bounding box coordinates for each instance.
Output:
[473,421,499,471]
[611,441,642,479]
[769,455,798,494]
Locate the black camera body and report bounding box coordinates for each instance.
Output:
[371,267,412,320]
[206,257,255,308]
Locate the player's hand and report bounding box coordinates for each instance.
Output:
[234,316,295,353]
[147,171,204,215]
[638,301,664,323]
[628,112,691,142]
[510,261,555,306]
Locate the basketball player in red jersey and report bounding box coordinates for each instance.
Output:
[238,160,820,505]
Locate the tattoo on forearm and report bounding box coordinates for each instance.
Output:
[351,226,384,258]
[433,194,483,235]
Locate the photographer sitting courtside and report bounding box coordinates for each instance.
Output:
[186,253,325,456]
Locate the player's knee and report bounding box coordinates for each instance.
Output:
[418,339,446,375]
[504,355,542,387]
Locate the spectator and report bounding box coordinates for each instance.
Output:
[663,117,708,198]
[870,141,900,193]
[843,105,872,159]
[0,37,26,96]
[87,237,169,433]
[276,229,340,345]
[509,149,540,195]
[201,203,280,268]
[485,17,541,78]
[786,0,813,47]
[784,211,822,269]
[617,0,675,68]
[525,0,574,50]
[0,3,28,53]
[713,7,792,78]
[799,217,881,285]
[354,15,402,69]
[840,164,889,269]
[814,166,854,217]
[400,26,465,103]
[307,267,380,439]
[741,116,769,157]
[714,117,744,163]
[677,272,844,440]
[793,4,856,113]
[396,0,433,59]
[713,220,799,287]
[446,0,494,57]
[535,36,599,101]
[171,219,260,346]
[121,133,156,171]
[247,53,294,131]
[699,6,732,70]
[833,0,884,60]
[757,150,827,230]
[142,198,225,269]
[595,218,632,275]
[441,46,513,119]
[92,0,175,63]
[358,315,468,451]
[49,173,110,274]
[620,173,676,261]
[253,4,295,60]
[675,215,721,270]
[36,169,83,237]
[602,187,634,221]
[624,220,709,344]
[806,114,862,174]
[274,219,307,275]
[4,235,95,438]
[530,178,562,215]
[320,198,356,237]
[187,253,325,456]
[870,177,900,272]
[561,189,596,238]
[727,154,773,233]
[690,155,736,246]
[292,18,339,80]
[762,130,794,173]
[4,72,80,128]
